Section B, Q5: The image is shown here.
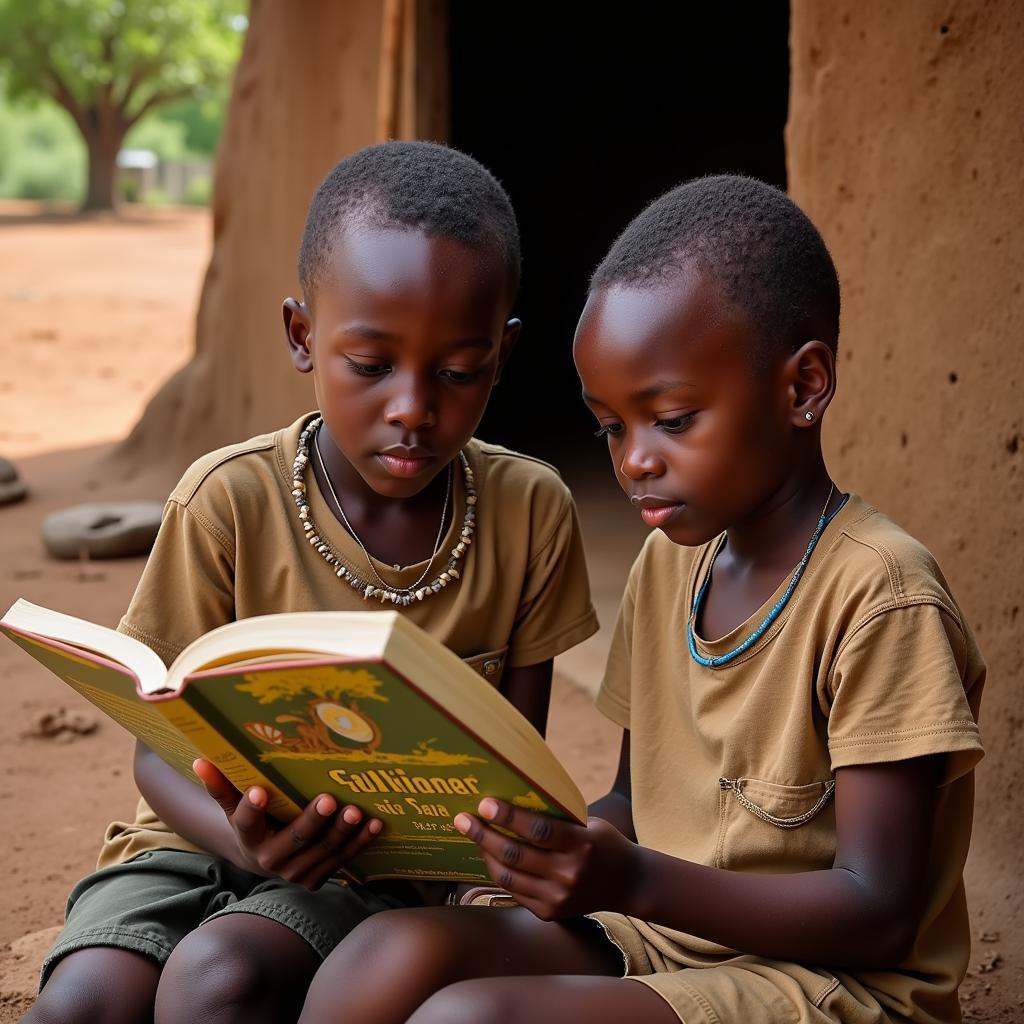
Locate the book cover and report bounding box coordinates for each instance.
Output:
[2,604,586,883]
[180,656,575,881]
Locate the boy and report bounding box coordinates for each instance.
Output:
[299,176,985,1024]
[26,142,599,1024]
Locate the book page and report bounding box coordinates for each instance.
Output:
[1,600,165,690]
[3,630,201,779]
[70,677,202,778]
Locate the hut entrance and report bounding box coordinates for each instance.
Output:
[449,3,790,468]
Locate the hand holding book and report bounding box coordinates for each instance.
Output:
[454,797,639,920]
[193,757,384,890]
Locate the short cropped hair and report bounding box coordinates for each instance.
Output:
[591,175,840,355]
[298,141,520,304]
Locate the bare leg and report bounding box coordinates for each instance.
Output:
[24,947,161,1024]
[298,906,625,1024]
[410,976,678,1024]
[154,914,320,1024]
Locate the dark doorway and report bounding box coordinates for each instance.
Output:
[449,3,790,474]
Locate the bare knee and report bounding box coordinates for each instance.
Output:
[155,922,268,1022]
[300,909,472,1024]
[28,948,159,1024]
[409,979,519,1024]
[331,908,468,977]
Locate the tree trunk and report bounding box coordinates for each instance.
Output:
[109,0,448,485]
[79,110,127,213]
[788,2,1024,1011]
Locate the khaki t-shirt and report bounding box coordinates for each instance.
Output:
[596,494,984,1023]
[99,412,598,868]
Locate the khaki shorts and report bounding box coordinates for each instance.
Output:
[42,849,415,988]
[589,912,904,1024]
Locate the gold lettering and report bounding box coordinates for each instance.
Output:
[329,769,480,798]
[329,769,358,792]
[404,797,451,817]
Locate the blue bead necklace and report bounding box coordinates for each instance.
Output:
[687,486,849,668]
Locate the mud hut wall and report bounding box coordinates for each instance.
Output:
[787,0,1024,954]
[116,0,448,476]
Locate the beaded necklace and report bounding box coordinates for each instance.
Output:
[687,486,849,668]
[290,415,476,606]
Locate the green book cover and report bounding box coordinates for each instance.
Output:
[179,657,578,882]
[1,602,587,884]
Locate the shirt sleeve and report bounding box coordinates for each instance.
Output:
[505,493,599,668]
[117,497,236,667]
[594,560,639,729]
[825,601,983,785]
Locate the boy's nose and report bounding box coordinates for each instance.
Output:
[383,382,437,431]
[619,442,664,480]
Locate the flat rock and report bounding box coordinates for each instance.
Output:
[42,501,164,560]
[0,457,26,506]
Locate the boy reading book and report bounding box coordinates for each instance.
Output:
[298,176,986,1024]
[25,141,598,1024]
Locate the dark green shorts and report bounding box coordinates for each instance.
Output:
[42,849,415,987]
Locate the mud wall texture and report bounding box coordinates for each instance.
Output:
[788,0,1023,999]
[114,0,448,481]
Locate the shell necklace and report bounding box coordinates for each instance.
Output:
[290,415,476,606]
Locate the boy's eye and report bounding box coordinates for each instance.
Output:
[345,357,391,377]
[657,413,696,434]
[439,368,482,384]
[593,423,624,439]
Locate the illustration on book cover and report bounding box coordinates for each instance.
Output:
[235,664,547,818]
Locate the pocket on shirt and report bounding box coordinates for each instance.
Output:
[462,647,508,686]
[714,776,837,873]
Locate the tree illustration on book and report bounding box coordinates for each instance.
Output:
[237,664,485,766]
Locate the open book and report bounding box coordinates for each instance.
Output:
[1,599,586,883]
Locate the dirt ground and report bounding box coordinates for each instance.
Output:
[0,203,1016,1021]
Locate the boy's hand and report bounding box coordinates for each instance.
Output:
[192,759,383,890]
[454,797,638,920]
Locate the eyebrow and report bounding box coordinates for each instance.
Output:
[342,325,394,341]
[341,326,493,352]
[582,378,696,405]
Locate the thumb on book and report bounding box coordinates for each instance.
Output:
[193,757,243,813]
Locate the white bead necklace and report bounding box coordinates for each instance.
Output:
[290,416,476,606]
[314,430,452,594]
[290,415,477,606]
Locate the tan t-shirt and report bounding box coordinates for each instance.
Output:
[98,412,598,868]
[595,494,984,1023]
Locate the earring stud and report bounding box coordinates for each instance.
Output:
[804,411,815,422]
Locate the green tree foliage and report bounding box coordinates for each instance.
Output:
[0,0,244,210]
[0,90,84,200]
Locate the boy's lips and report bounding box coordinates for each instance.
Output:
[631,494,686,527]
[375,443,437,478]
[639,504,684,527]
[375,452,436,477]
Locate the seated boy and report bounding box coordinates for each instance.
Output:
[298,175,985,1024]
[26,141,598,1024]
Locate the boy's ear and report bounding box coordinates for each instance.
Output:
[493,318,522,385]
[283,298,314,373]
[785,340,836,427]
